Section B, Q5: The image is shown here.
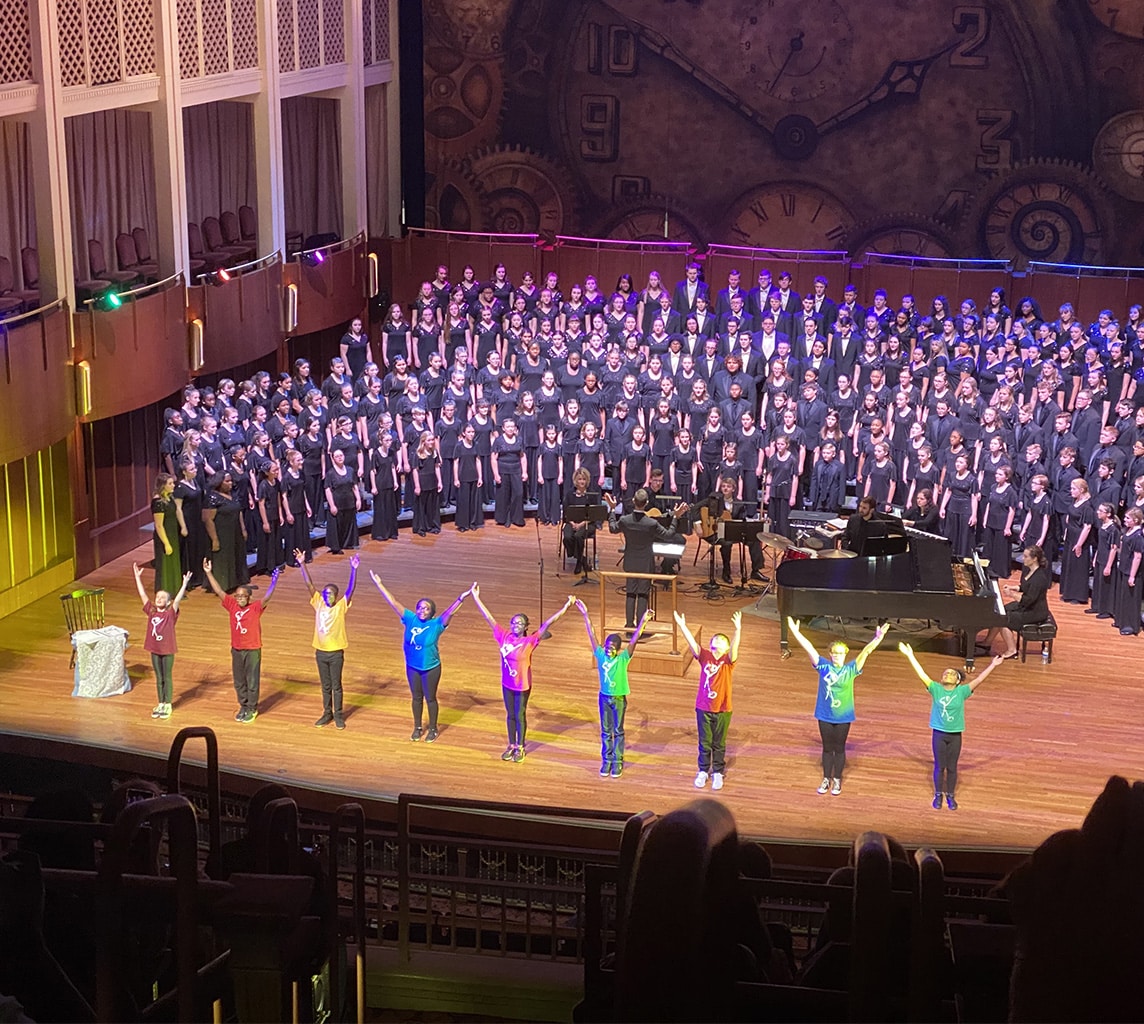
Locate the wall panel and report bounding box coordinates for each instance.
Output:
[0,306,75,465]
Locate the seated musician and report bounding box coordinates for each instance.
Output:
[902,488,941,535]
[706,476,766,583]
[562,468,600,575]
[646,469,683,574]
[841,495,884,556]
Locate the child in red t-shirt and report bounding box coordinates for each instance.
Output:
[204,558,280,722]
[674,609,741,792]
[132,561,192,720]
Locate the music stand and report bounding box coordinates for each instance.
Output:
[563,504,609,584]
[719,519,766,592]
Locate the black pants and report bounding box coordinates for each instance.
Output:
[503,686,530,746]
[316,649,345,715]
[151,653,174,703]
[932,729,963,795]
[696,709,731,774]
[456,481,483,530]
[818,720,851,779]
[625,588,649,628]
[231,648,261,712]
[495,472,524,526]
[407,664,442,730]
[599,694,627,768]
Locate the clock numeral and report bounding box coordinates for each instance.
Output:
[781,192,797,217]
[950,5,990,68]
[825,225,848,247]
[975,108,1016,171]
[586,23,638,76]
[580,94,620,163]
[748,200,769,225]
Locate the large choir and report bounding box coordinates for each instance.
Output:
[133,257,1144,802]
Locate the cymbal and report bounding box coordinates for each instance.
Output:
[759,532,793,550]
[817,548,858,558]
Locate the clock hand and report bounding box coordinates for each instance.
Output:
[814,44,954,136]
[595,1,777,137]
[766,31,805,96]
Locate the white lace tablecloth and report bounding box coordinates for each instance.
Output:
[71,626,131,697]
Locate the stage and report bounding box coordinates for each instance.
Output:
[0,522,1137,856]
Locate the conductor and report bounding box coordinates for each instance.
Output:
[605,489,688,628]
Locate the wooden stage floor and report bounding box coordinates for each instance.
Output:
[1,522,1140,856]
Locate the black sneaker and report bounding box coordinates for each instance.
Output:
[501,747,515,761]
[611,763,623,778]
[425,728,439,743]
[410,728,422,741]
[512,746,525,762]
[244,709,258,723]
[932,793,942,809]
[599,764,610,777]
[234,709,246,722]
[315,712,334,727]
[946,794,958,810]
[334,715,346,730]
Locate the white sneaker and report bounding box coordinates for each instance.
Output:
[817,777,830,794]
[694,770,708,788]
[151,705,163,719]
[711,772,724,791]
[830,778,842,796]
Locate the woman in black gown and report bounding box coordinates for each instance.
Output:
[984,544,1051,658]
[370,432,400,541]
[282,449,312,565]
[202,470,248,591]
[173,456,207,588]
[151,472,181,594]
[324,447,362,554]
[339,317,372,380]
[254,462,285,576]
[1059,478,1095,604]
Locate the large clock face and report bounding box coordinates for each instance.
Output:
[548,0,1078,242]
[725,183,853,250]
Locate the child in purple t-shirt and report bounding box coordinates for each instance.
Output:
[133,561,192,720]
[470,584,574,762]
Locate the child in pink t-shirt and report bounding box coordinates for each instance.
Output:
[470,583,574,762]
[133,561,192,720]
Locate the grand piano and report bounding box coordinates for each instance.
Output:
[776,524,1006,669]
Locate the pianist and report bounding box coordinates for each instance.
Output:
[708,476,766,583]
[902,489,941,535]
[841,496,885,556]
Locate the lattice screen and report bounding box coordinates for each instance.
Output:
[58,0,87,87]
[0,0,33,84]
[322,0,343,64]
[202,0,230,75]
[297,0,320,69]
[121,0,155,77]
[278,0,295,73]
[230,0,258,69]
[87,0,121,85]
[176,0,200,78]
[374,0,389,62]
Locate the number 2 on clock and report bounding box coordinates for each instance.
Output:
[950,5,990,68]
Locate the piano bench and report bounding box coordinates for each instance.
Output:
[1019,615,1057,664]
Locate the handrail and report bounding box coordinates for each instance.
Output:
[81,270,185,308]
[1027,259,1144,277]
[706,242,851,259]
[217,249,282,278]
[0,296,67,327]
[165,726,222,864]
[405,226,540,242]
[295,229,367,261]
[555,234,692,250]
[863,251,1012,270]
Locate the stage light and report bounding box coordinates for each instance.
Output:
[96,289,122,311]
[206,268,231,287]
[301,250,325,267]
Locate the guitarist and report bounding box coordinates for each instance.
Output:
[704,476,767,584]
[605,488,688,629]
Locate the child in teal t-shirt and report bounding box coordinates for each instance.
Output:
[900,643,1005,810]
[575,599,650,778]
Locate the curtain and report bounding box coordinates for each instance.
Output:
[365,84,389,237]
[182,101,256,224]
[281,95,342,242]
[65,110,158,281]
[0,120,38,289]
